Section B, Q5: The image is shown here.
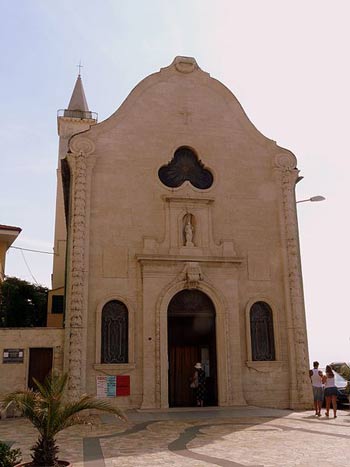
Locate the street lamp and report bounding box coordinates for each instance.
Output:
[296,195,326,204]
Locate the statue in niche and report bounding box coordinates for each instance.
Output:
[184,214,194,247]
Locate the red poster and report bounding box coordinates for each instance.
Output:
[116,375,130,396]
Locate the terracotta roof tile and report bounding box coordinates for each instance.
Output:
[0,224,22,232]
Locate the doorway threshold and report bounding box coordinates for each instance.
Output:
[137,406,246,413]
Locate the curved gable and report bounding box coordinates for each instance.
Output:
[70,56,275,149]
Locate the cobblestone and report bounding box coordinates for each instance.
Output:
[0,407,349,466]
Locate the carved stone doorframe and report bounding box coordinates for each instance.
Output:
[156,280,245,408]
[138,254,246,410]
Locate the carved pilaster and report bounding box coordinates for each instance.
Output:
[64,136,95,400]
[274,153,311,407]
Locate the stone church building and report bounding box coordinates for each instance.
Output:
[41,56,311,409]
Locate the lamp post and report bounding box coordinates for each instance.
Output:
[296,195,326,204]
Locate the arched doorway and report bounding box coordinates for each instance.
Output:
[168,289,218,407]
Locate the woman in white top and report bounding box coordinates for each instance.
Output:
[322,365,337,418]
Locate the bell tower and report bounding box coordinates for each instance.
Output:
[47,73,97,327]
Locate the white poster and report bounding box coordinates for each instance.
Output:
[96,375,117,397]
[96,376,107,398]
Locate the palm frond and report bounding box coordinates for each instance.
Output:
[53,395,126,433]
[33,372,68,401]
[2,372,126,465]
[27,374,70,439]
[1,390,45,433]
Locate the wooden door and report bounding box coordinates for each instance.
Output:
[169,345,200,407]
[28,348,53,390]
[168,289,218,407]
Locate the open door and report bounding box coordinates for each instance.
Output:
[168,289,217,407]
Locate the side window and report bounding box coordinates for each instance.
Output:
[250,301,275,361]
[101,300,128,364]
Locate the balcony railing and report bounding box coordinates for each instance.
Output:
[57,109,98,121]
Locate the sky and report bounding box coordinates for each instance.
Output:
[1,0,349,366]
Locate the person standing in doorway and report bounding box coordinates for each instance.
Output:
[192,362,206,407]
[323,365,337,418]
[309,361,323,416]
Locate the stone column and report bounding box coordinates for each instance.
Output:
[274,153,312,408]
[63,136,95,400]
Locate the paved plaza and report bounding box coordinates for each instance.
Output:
[1,406,349,466]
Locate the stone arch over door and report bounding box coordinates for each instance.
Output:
[154,279,246,409]
[167,289,218,407]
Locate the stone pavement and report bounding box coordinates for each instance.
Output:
[1,406,349,466]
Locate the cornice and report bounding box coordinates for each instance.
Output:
[136,254,243,265]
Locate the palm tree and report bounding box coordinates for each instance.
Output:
[2,372,126,467]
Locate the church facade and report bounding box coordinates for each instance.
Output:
[47,56,312,410]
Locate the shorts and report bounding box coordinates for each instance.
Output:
[312,386,323,401]
[324,387,338,397]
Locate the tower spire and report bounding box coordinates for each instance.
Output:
[67,74,89,112]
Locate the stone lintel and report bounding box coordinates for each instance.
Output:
[246,361,284,372]
[136,254,243,265]
[94,363,136,371]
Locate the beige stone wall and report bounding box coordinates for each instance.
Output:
[0,328,64,395]
[62,57,312,409]
[47,287,65,327]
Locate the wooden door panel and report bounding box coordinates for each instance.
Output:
[28,348,53,390]
[169,345,200,407]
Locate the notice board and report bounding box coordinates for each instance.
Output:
[96,375,130,397]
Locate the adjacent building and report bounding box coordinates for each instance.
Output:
[0,224,21,282]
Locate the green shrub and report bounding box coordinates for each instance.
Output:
[0,441,22,467]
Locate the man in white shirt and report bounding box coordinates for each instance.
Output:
[309,361,323,416]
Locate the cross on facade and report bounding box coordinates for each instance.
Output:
[179,108,191,125]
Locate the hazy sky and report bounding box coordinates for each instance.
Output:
[1,1,349,366]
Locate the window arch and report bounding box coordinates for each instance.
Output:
[101,300,128,364]
[250,301,275,361]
